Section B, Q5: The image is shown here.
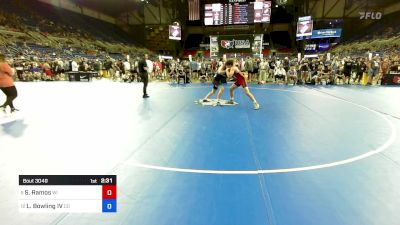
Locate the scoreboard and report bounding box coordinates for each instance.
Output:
[204,1,271,26]
[19,175,117,213]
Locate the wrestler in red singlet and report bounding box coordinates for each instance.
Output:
[225,59,260,110]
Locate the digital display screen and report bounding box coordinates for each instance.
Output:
[204,1,271,26]
[296,18,313,37]
[169,25,181,40]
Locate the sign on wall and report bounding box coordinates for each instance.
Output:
[217,35,254,53]
[359,12,382,20]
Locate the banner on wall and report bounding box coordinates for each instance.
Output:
[217,35,254,53]
[297,28,342,40]
[318,43,330,51]
[312,29,342,39]
[210,35,219,57]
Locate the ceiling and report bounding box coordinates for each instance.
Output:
[70,0,156,16]
[309,0,400,7]
[69,0,181,16]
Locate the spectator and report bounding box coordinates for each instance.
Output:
[0,54,18,113]
[258,59,269,84]
[287,66,298,85]
[71,59,79,72]
[369,57,380,85]
[274,65,286,84]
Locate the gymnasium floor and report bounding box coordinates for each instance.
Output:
[1,80,399,225]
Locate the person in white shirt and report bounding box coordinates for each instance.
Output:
[258,59,269,84]
[239,59,245,71]
[123,60,131,72]
[134,60,139,72]
[274,65,286,83]
[121,60,131,81]
[57,59,64,73]
[146,59,153,79]
[275,58,281,68]
[197,60,202,72]
[71,60,79,72]
[64,60,69,72]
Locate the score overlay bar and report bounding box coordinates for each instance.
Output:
[18,175,117,213]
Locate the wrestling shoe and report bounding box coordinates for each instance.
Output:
[10,108,19,114]
[253,102,260,110]
[227,99,235,104]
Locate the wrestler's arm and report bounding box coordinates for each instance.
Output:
[218,65,226,74]
[0,63,13,77]
[225,66,238,77]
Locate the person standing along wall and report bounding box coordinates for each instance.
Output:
[138,54,150,98]
[0,54,18,113]
[368,57,380,85]
[258,59,269,84]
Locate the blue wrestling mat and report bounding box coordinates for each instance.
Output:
[1,81,399,225]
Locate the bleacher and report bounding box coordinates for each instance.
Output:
[1,0,139,45]
[331,10,400,54]
[0,0,154,61]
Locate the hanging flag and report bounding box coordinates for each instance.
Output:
[188,0,200,21]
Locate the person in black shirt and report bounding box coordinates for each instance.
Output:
[299,60,310,84]
[360,58,368,73]
[138,54,149,98]
[308,59,318,81]
[201,63,227,103]
[354,58,366,84]
[343,57,353,84]
[161,59,167,80]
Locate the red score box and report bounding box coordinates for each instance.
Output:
[102,185,117,199]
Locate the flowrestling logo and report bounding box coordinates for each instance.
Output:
[220,39,251,49]
[359,11,382,20]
